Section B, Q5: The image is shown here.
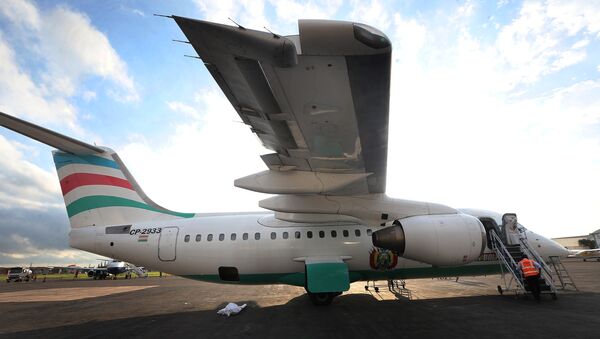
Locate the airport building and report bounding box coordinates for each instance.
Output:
[553,229,600,249]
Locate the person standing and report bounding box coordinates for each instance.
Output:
[517,254,543,301]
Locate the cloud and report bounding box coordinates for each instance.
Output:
[119,88,269,213]
[167,101,201,120]
[0,0,40,29]
[0,0,138,132]
[0,206,96,267]
[39,6,139,102]
[348,0,391,31]
[0,34,80,131]
[194,0,270,30]
[194,0,344,33]
[0,135,62,210]
[384,1,600,237]
[269,0,342,25]
[119,4,145,17]
[494,0,600,86]
[82,90,97,102]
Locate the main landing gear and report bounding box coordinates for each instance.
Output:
[307,292,341,306]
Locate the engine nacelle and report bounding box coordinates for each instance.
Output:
[372,214,486,266]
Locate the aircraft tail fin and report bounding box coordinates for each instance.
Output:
[0,112,195,228]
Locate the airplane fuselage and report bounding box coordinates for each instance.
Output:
[70,212,566,286]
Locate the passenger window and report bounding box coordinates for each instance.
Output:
[283,232,289,239]
[355,229,361,237]
[271,232,276,240]
[319,230,325,238]
[184,235,190,242]
[343,230,349,237]
[307,231,313,239]
[243,233,248,240]
[231,233,236,241]
[295,231,301,239]
[367,229,372,236]
[207,234,213,242]
[195,234,201,242]
[331,230,337,238]
[255,232,261,240]
[219,233,224,241]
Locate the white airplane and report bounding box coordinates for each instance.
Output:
[0,17,569,305]
[85,259,147,279]
[568,249,600,261]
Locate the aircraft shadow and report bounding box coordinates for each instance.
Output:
[4,291,600,339]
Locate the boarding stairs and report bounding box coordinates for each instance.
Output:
[548,256,578,291]
[132,266,147,278]
[490,230,557,299]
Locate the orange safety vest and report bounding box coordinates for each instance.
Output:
[519,258,540,277]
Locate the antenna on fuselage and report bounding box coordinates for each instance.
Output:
[263,26,280,39]
[228,17,246,30]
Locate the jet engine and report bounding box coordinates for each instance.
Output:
[372,214,486,266]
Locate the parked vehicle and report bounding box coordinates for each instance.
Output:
[6,267,33,282]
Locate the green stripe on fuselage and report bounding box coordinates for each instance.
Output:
[66,195,195,218]
[183,263,502,287]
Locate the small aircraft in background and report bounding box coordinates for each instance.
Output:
[87,259,147,279]
[568,248,600,261]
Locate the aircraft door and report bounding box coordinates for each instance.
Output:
[502,213,519,245]
[158,227,179,261]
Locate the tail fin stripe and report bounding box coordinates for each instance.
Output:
[60,173,134,195]
[66,195,195,219]
[53,153,119,170]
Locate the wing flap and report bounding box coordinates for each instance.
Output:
[174,17,391,195]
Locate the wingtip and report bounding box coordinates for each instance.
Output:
[153,14,173,19]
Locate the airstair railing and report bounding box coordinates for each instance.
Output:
[516,226,558,294]
[490,231,524,290]
[548,256,578,291]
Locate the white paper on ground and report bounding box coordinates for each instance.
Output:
[216,303,247,316]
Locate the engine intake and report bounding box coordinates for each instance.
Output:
[372,214,486,266]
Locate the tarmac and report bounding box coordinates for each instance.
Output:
[0,258,599,338]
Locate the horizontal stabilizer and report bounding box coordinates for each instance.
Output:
[0,112,104,154]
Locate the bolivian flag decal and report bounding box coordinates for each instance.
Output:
[138,234,149,242]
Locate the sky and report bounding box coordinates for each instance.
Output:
[0,0,599,266]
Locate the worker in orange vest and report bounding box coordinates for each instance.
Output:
[517,254,542,301]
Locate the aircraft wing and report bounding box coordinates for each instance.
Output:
[568,248,600,257]
[174,17,391,195]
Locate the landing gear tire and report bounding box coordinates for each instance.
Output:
[497,285,503,295]
[308,292,335,306]
[552,293,557,300]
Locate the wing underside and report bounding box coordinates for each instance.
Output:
[174,17,391,196]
